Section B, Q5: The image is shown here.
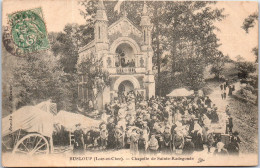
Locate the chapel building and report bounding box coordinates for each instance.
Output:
[77,0,155,110]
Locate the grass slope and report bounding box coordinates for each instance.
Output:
[228,97,258,154]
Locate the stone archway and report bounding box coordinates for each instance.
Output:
[113,75,140,92]
[118,80,134,94]
[110,37,141,54]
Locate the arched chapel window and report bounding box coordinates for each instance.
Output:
[140,57,144,67]
[107,57,112,67]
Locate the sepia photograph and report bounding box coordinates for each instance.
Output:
[1,0,258,166]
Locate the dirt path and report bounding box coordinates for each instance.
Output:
[204,82,241,134]
[207,82,241,113]
[207,82,257,154]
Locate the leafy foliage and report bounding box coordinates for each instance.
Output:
[252,47,258,63]
[79,1,225,92]
[9,50,78,111]
[51,24,93,73]
[237,61,256,79]
[166,2,225,90]
[242,12,258,63]
[178,58,205,90]
[235,55,245,62]
[2,30,79,112]
[210,52,225,79]
[242,12,258,33]
[77,53,110,94]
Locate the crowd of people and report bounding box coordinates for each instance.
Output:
[73,91,241,157]
[220,82,235,100]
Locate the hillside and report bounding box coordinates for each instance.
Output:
[205,60,258,154]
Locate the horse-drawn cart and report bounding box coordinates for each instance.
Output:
[2,103,55,155]
[2,100,102,155]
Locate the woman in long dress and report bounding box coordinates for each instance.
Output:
[130,129,139,154]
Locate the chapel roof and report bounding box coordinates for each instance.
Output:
[108,15,142,32]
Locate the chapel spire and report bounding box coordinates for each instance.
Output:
[94,0,108,47]
[140,1,152,46]
[96,0,108,21]
[140,1,151,26]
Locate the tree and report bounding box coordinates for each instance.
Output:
[79,1,225,92]
[237,61,256,79]
[236,55,245,62]
[9,48,78,111]
[210,52,225,79]
[77,53,110,108]
[77,53,110,93]
[242,12,258,33]
[223,54,233,63]
[51,24,93,73]
[252,47,258,62]
[242,12,258,63]
[167,2,225,90]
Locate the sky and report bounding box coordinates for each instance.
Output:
[2,0,258,62]
[215,1,258,62]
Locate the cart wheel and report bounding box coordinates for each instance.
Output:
[12,133,49,155]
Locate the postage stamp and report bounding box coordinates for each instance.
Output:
[7,7,49,55]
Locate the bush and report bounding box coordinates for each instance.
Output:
[244,84,255,93]
[237,62,256,79]
[235,87,257,105]
[210,63,224,79]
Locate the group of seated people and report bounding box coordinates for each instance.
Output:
[76,92,240,156]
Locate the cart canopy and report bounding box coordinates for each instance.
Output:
[167,88,194,97]
[54,111,101,132]
[2,106,54,137]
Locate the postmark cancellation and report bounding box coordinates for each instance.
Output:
[6,7,49,56]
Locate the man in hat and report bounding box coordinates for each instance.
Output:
[114,125,124,149]
[210,109,219,123]
[220,83,224,99]
[191,118,204,151]
[205,96,212,108]
[107,117,116,149]
[228,131,241,155]
[130,129,139,155]
[99,123,108,150]
[162,125,172,154]
[206,130,215,153]
[138,131,147,155]
[173,128,184,154]
[73,123,85,154]
[231,131,241,144]
[113,103,120,120]
[135,116,144,129]
[155,125,164,152]
[148,115,157,133]
[225,105,231,116]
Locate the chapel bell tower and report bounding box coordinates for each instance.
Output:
[95,0,109,54]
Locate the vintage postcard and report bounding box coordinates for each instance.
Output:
[2,0,258,167]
